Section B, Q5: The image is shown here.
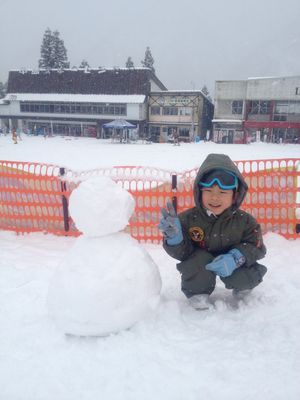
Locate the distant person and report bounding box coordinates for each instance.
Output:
[172,129,180,146]
[12,128,18,144]
[158,153,267,310]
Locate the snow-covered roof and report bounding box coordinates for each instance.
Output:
[11,67,152,73]
[150,89,213,102]
[5,93,146,104]
[247,75,300,81]
[8,69,167,95]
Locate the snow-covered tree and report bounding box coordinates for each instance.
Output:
[201,85,212,102]
[125,57,134,68]
[39,28,69,69]
[79,59,90,68]
[39,28,53,68]
[0,81,6,99]
[141,47,155,73]
[52,30,69,69]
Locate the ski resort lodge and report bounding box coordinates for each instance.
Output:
[0,68,213,142]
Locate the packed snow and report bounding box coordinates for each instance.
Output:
[47,176,161,336]
[0,134,300,400]
[68,176,135,237]
[1,133,299,171]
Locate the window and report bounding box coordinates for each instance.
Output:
[249,100,271,115]
[179,107,192,116]
[287,102,300,114]
[150,106,160,115]
[275,102,288,114]
[162,106,178,115]
[179,128,190,137]
[273,101,300,121]
[260,101,271,114]
[273,115,287,121]
[231,100,243,114]
[18,101,126,116]
[150,126,160,135]
[120,105,126,115]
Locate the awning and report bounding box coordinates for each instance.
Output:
[103,119,136,129]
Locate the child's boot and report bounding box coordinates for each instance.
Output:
[188,294,213,310]
[232,289,252,300]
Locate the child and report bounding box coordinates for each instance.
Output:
[158,153,267,310]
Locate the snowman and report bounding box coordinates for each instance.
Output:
[47,176,162,336]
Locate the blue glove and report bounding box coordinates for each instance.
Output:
[158,201,183,245]
[205,249,245,278]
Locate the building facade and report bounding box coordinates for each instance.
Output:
[213,76,300,144]
[0,68,214,142]
[0,68,167,138]
[148,91,214,142]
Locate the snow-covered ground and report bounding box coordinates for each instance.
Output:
[0,134,300,400]
[1,133,299,171]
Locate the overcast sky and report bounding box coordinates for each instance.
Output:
[1,0,299,95]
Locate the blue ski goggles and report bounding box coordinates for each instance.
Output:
[199,169,238,190]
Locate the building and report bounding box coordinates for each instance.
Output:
[0,68,167,137]
[148,91,214,142]
[213,76,300,144]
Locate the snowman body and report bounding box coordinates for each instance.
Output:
[47,177,162,336]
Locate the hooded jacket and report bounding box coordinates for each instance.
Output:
[163,153,266,267]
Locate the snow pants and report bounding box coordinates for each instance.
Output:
[176,249,267,298]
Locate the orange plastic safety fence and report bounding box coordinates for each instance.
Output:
[0,160,79,236]
[0,159,299,241]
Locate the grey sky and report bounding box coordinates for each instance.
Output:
[1,0,299,94]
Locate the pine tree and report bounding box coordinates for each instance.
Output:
[125,57,134,68]
[201,85,212,102]
[0,81,6,99]
[79,59,90,68]
[39,28,69,69]
[52,30,69,68]
[39,28,54,68]
[141,47,155,73]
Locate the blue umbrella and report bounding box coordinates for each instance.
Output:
[103,119,136,129]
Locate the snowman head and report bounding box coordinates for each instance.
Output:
[69,176,135,237]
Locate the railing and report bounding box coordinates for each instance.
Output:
[0,159,299,241]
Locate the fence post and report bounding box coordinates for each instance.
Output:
[59,167,70,232]
[172,174,177,213]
